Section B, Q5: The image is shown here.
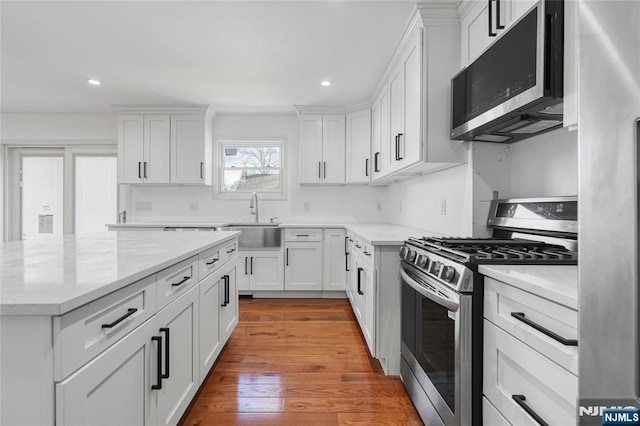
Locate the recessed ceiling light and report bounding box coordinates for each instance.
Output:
[87,79,101,86]
[320,80,332,87]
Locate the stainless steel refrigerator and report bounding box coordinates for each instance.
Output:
[578,0,640,424]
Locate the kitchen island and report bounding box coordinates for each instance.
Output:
[0,231,240,425]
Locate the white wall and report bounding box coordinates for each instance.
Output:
[129,113,389,224]
[0,113,117,143]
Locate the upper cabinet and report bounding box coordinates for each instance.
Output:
[298,114,346,185]
[460,0,537,66]
[370,4,467,184]
[345,108,372,184]
[117,106,213,186]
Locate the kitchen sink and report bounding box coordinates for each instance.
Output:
[223,224,281,249]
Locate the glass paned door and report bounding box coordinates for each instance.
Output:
[75,155,117,234]
[21,155,64,240]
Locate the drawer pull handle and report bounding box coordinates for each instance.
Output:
[151,335,163,390]
[101,308,137,329]
[172,276,190,287]
[363,250,371,256]
[206,258,219,266]
[357,267,364,295]
[226,247,235,254]
[160,328,170,379]
[510,312,578,346]
[355,244,361,249]
[296,234,310,237]
[512,395,549,426]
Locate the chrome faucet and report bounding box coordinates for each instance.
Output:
[249,192,259,223]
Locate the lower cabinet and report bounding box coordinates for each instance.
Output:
[323,229,347,291]
[56,285,200,426]
[353,255,376,356]
[218,261,238,342]
[284,241,323,291]
[198,271,221,383]
[237,250,284,291]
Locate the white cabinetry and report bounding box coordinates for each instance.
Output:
[237,250,284,292]
[218,260,238,342]
[371,5,466,184]
[298,114,346,184]
[117,106,213,186]
[285,229,323,291]
[345,109,372,184]
[353,256,375,356]
[323,229,347,292]
[483,276,578,425]
[198,270,221,382]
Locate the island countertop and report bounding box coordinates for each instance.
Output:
[0,231,239,316]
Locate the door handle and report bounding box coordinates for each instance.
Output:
[318,161,321,179]
[324,161,327,179]
[151,335,163,390]
[221,275,229,306]
[250,257,254,275]
[365,158,369,177]
[488,0,497,36]
[397,134,404,160]
[159,328,170,379]
[200,162,204,179]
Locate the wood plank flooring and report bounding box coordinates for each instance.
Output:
[179,297,423,425]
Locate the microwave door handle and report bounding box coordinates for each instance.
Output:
[400,268,459,311]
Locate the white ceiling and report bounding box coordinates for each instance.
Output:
[1,1,417,114]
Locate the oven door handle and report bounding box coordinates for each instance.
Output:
[400,268,459,312]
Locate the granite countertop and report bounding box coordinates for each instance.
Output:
[0,231,239,316]
[479,264,578,310]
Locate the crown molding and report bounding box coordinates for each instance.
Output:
[112,104,215,117]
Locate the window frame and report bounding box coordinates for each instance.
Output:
[216,140,286,200]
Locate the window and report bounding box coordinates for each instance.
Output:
[218,141,284,196]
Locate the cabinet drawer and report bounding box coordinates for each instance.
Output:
[484,277,578,374]
[157,255,199,309]
[484,320,577,426]
[53,275,157,381]
[284,228,323,242]
[198,239,238,280]
[353,237,375,267]
[483,397,510,426]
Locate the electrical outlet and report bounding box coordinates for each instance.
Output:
[189,201,199,211]
[303,201,310,212]
[135,201,152,211]
[440,199,447,215]
[376,202,383,212]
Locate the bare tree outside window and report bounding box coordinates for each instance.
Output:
[220,143,283,193]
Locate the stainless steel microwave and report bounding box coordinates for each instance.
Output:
[450,0,564,143]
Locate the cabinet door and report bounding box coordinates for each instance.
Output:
[155,286,199,426]
[250,251,284,291]
[401,32,422,168]
[298,115,323,184]
[285,242,323,291]
[199,271,221,383]
[171,114,205,184]
[118,115,144,184]
[352,260,365,324]
[56,315,156,426]
[323,229,347,292]
[219,262,238,342]
[236,253,251,291]
[144,115,171,184]
[322,114,346,184]
[345,109,372,184]
[378,88,391,177]
[388,65,404,173]
[463,0,512,65]
[362,263,376,357]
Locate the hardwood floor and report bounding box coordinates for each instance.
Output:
[179,297,423,425]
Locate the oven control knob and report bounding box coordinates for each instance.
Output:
[406,249,417,262]
[442,266,456,283]
[417,255,428,268]
[431,261,442,275]
[399,246,407,259]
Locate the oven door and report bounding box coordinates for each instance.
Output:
[400,262,472,426]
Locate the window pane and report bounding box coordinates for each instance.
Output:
[21,156,64,240]
[224,146,280,168]
[223,170,281,192]
[75,156,117,234]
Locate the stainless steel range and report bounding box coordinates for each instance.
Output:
[399,196,577,426]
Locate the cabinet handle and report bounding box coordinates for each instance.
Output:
[395,135,400,161]
[512,395,549,426]
[488,0,497,36]
[160,328,170,379]
[221,275,230,306]
[374,152,380,172]
[357,267,364,295]
[344,236,349,254]
[365,158,369,177]
[250,257,253,275]
[349,238,353,242]
[245,257,248,275]
[143,162,148,179]
[397,134,404,160]
[355,244,361,249]
[363,250,371,256]
[138,162,142,179]
[510,312,578,346]
[206,257,219,266]
[496,0,504,29]
[200,162,204,179]
[318,162,321,179]
[151,335,163,390]
[345,253,350,272]
[171,276,190,287]
[226,247,235,254]
[324,161,327,179]
[286,248,289,266]
[101,308,137,329]
[296,234,309,237]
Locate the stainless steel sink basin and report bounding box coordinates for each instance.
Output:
[223,224,281,249]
